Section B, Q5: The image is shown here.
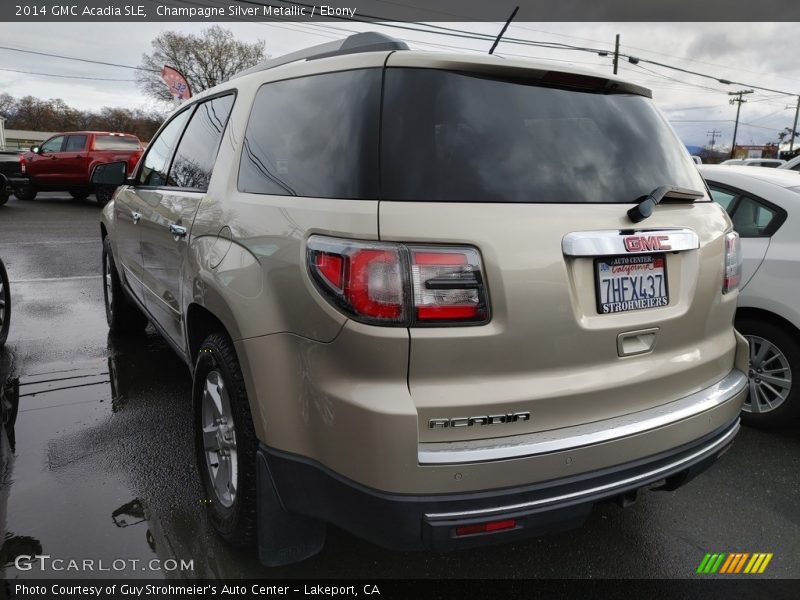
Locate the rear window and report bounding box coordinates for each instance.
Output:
[238,69,381,199]
[93,136,140,151]
[381,69,706,203]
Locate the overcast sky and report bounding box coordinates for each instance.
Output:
[0,21,798,149]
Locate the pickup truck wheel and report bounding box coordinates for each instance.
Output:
[194,333,259,547]
[0,259,10,347]
[102,238,148,335]
[0,191,9,206]
[70,191,90,201]
[13,185,37,201]
[737,317,800,428]
[95,185,116,205]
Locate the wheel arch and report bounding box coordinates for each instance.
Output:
[186,301,267,442]
[736,307,800,340]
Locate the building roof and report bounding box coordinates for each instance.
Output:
[5,129,57,141]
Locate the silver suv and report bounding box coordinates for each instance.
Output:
[97,33,749,565]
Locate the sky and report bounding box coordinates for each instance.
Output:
[0,20,799,149]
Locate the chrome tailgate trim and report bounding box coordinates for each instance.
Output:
[418,369,747,465]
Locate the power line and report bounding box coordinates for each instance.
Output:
[0,45,158,73]
[0,67,136,82]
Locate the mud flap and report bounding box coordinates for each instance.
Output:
[256,451,326,566]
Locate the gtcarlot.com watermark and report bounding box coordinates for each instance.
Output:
[14,554,194,573]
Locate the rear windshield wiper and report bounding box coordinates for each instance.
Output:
[627,185,705,223]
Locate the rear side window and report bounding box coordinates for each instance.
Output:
[93,136,140,150]
[708,182,786,238]
[137,110,191,187]
[709,188,736,211]
[168,94,235,191]
[65,135,87,152]
[238,69,381,199]
[381,69,706,203]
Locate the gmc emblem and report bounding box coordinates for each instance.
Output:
[623,235,671,252]
[428,412,531,429]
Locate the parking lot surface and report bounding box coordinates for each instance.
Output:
[0,193,798,579]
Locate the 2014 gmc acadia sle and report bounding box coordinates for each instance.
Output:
[96,33,749,565]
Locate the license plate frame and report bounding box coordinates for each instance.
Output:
[594,254,669,314]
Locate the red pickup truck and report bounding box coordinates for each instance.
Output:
[14,131,143,204]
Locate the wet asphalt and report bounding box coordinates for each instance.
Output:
[0,193,797,581]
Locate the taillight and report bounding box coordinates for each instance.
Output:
[307,236,490,326]
[19,154,26,174]
[410,247,486,323]
[722,231,741,294]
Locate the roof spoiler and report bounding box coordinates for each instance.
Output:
[229,32,409,81]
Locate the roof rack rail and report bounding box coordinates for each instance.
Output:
[229,32,409,81]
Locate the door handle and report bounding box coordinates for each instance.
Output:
[132,211,141,224]
[169,224,188,238]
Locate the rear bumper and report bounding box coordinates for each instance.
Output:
[260,417,740,552]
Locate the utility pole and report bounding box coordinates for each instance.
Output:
[707,129,721,153]
[790,95,800,154]
[729,90,753,159]
[613,34,620,75]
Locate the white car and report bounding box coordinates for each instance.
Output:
[777,154,800,172]
[700,165,800,426]
[719,158,786,168]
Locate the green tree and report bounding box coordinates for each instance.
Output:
[137,26,266,102]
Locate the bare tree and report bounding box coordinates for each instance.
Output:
[137,26,266,102]
[1,94,165,140]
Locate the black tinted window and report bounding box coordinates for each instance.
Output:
[381,69,706,203]
[65,135,87,152]
[238,69,380,198]
[169,94,235,190]
[137,109,191,187]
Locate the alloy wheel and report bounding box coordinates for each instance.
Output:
[744,335,792,414]
[201,369,238,508]
[104,253,113,317]
[0,276,6,330]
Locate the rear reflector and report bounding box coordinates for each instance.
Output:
[455,519,517,537]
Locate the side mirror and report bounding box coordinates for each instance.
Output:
[92,161,128,186]
[30,146,40,154]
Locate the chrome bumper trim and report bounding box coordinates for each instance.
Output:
[425,419,739,521]
[418,369,747,465]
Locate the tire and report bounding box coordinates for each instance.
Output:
[194,332,259,547]
[95,185,117,205]
[0,259,9,347]
[70,190,90,201]
[13,184,37,201]
[0,191,9,206]
[736,316,800,428]
[102,237,148,335]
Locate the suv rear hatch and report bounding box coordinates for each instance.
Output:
[377,57,739,444]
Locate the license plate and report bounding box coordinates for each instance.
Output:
[595,254,669,314]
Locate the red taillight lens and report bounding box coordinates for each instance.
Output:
[346,249,404,320]
[314,252,344,290]
[455,519,517,537]
[307,237,406,325]
[307,236,489,327]
[19,154,26,174]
